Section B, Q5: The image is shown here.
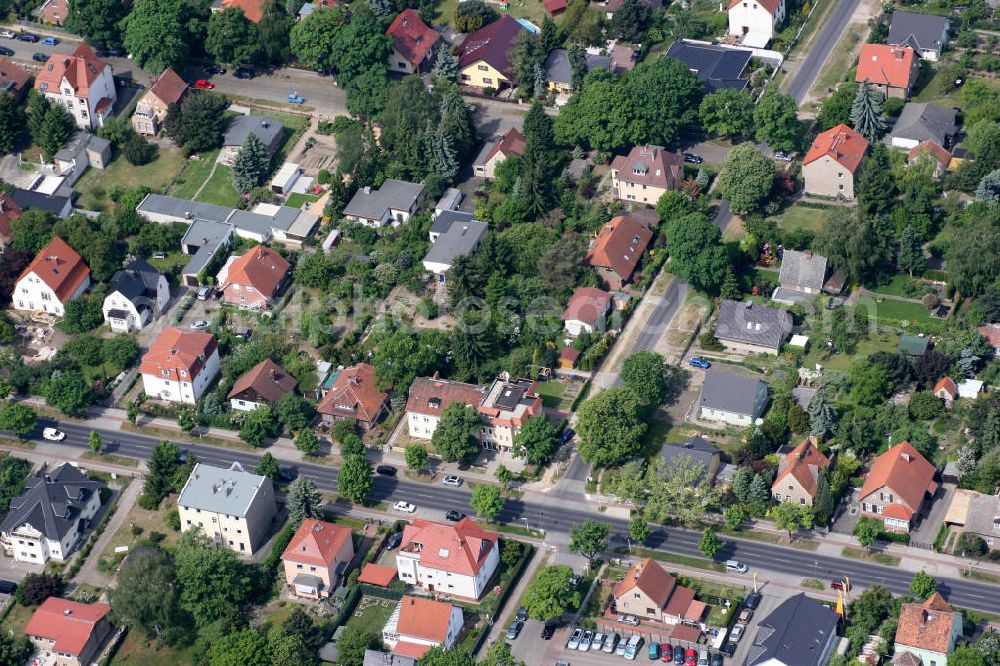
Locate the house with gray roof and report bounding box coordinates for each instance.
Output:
[697,367,769,427]
[220,115,285,166]
[343,179,425,228]
[943,489,1000,548]
[53,131,112,180]
[177,462,276,555]
[745,593,839,666]
[888,11,949,61]
[665,40,752,92]
[889,102,957,150]
[543,49,612,92]
[659,436,721,483]
[714,299,793,355]
[0,463,105,565]
[774,249,828,304]
[423,211,488,279]
[102,257,170,332]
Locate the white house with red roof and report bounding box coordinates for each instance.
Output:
[396,517,499,599]
[317,363,390,430]
[802,123,869,200]
[726,0,785,46]
[612,558,706,626]
[563,286,612,336]
[25,597,113,666]
[13,236,91,316]
[386,8,441,74]
[34,43,116,130]
[217,245,291,310]
[383,596,464,660]
[281,519,354,598]
[140,327,220,404]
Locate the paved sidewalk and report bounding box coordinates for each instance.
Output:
[72,478,143,588]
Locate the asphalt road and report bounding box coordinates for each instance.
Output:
[20,417,1000,613]
[785,0,866,104]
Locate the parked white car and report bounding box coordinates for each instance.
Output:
[442,475,463,487]
[0,30,15,39]
[42,428,65,441]
[393,501,416,513]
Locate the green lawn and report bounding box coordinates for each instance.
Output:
[757,268,780,284]
[75,148,188,212]
[285,192,320,209]
[195,164,241,207]
[168,150,221,200]
[812,27,861,96]
[147,251,190,274]
[772,204,836,235]
[870,274,915,298]
[535,380,567,408]
[870,298,934,325]
[799,333,900,372]
[108,631,200,666]
[345,595,397,636]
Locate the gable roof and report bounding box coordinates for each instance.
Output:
[894,592,959,654]
[485,127,526,165]
[11,188,72,217]
[745,593,839,666]
[108,257,162,303]
[586,214,653,281]
[396,596,456,642]
[386,8,440,67]
[933,376,957,398]
[343,179,424,221]
[0,57,32,96]
[400,517,498,576]
[612,557,676,608]
[282,519,352,567]
[0,192,22,241]
[665,40,751,92]
[148,67,187,106]
[0,463,104,543]
[456,15,527,81]
[358,563,398,586]
[24,597,111,656]
[892,103,957,145]
[803,123,869,172]
[773,438,831,497]
[888,11,948,54]
[778,250,828,291]
[562,287,612,326]
[139,326,218,382]
[978,324,1000,349]
[908,139,951,166]
[220,245,290,298]
[659,436,720,481]
[34,43,109,97]
[317,363,389,422]
[18,236,90,303]
[423,215,488,268]
[698,368,767,416]
[898,334,930,356]
[727,0,781,13]
[406,376,486,417]
[543,49,611,85]
[714,299,793,350]
[228,359,298,403]
[611,144,685,190]
[219,0,264,22]
[177,462,271,516]
[856,44,917,88]
[860,441,937,519]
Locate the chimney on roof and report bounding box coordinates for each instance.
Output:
[432,370,440,380]
[262,120,270,128]
[745,300,753,309]
[64,609,72,616]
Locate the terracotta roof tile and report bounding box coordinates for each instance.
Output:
[978,324,1000,349]
[803,123,869,173]
[933,376,957,398]
[562,287,611,326]
[485,127,526,164]
[18,236,90,303]
[357,563,397,586]
[613,558,676,609]
[856,44,917,89]
[149,68,188,106]
[544,0,567,14]
[386,9,440,68]
[727,0,781,12]
[228,359,297,403]
[586,215,653,282]
[140,327,218,382]
[396,596,454,643]
[859,441,937,520]
[772,438,831,498]
[221,245,291,300]
[0,58,32,96]
[406,376,486,417]
[219,0,264,22]
[894,593,958,654]
[34,43,109,97]
[24,597,110,656]
[282,519,352,567]
[0,192,22,241]
[317,363,389,423]
[611,144,684,190]
[908,140,950,166]
[399,517,498,576]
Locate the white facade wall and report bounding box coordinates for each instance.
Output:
[395,543,499,599]
[383,606,463,650]
[3,490,100,564]
[564,318,594,337]
[43,69,117,130]
[407,410,442,439]
[891,136,921,150]
[102,278,169,332]
[141,348,220,404]
[727,0,784,40]
[230,397,265,412]
[178,481,275,555]
[700,405,753,427]
[13,271,90,316]
[389,47,418,74]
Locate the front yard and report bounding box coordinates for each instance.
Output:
[344,595,397,636]
[772,203,837,235]
[98,496,182,572]
[75,147,189,212]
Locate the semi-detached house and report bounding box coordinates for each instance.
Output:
[396,518,500,599]
[140,327,220,404]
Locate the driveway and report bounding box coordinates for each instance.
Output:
[72,478,142,588]
[911,484,955,548]
[0,555,43,583]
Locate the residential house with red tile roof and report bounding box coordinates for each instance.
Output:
[611,145,684,205]
[586,214,653,289]
[25,597,113,666]
[545,0,567,14]
[473,127,526,179]
[217,245,291,310]
[978,324,1000,354]
[397,518,499,599]
[132,68,188,136]
[856,44,919,98]
[406,375,487,439]
[933,377,958,406]
[383,596,464,660]
[213,0,265,21]
[802,123,869,200]
[317,363,390,429]
[34,43,116,130]
[893,593,961,666]
[457,15,526,90]
[33,0,68,24]
[386,8,440,74]
[13,236,90,316]
[281,519,354,598]
[612,558,706,625]
[140,327,220,404]
[726,0,785,46]
[0,191,22,251]
[0,58,32,102]
[563,287,612,336]
[772,437,831,507]
[228,359,298,411]
[859,441,938,533]
[908,140,951,176]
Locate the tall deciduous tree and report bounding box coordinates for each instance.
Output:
[622,351,669,407]
[432,402,482,462]
[294,428,320,456]
[470,483,504,521]
[174,529,252,626]
[338,454,372,504]
[576,387,647,465]
[514,415,558,465]
[65,0,127,46]
[699,89,755,138]
[122,0,190,73]
[206,8,262,67]
[717,143,775,213]
[0,403,36,440]
[897,225,925,276]
[699,527,722,557]
[255,452,280,480]
[753,88,800,151]
[644,455,723,527]
[664,213,729,295]
[404,444,429,472]
[109,548,186,639]
[522,565,581,620]
[569,519,610,567]
[849,80,886,140]
[909,570,938,598]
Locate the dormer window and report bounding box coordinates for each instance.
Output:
[180,370,187,378]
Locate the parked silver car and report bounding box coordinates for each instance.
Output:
[578,630,594,651]
[566,628,583,650]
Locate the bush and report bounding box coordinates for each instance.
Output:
[137,492,160,510]
[883,97,905,117]
[317,169,331,185]
[164,508,181,531]
[957,531,988,556]
[699,328,725,351]
[122,134,157,166]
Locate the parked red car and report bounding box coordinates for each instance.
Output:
[194,79,215,89]
[660,644,672,662]
[685,648,698,666]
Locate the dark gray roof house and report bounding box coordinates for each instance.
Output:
[343,179,425,227]
[714,299,793,354]
[223,115,284,152]
[0,463,104,552]
[665,40,752,92]
[108,258,161,302]
[774,249,828,303]
[659,436,721,482]
[745,593,839,666]
[890,102,957,149]
[11,187,73,218]
[697,368,769,426]
[543,49,612,88]
[423,211,488,276]
[888,11,949,60]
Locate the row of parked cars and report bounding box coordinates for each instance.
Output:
[565,629,721,664]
